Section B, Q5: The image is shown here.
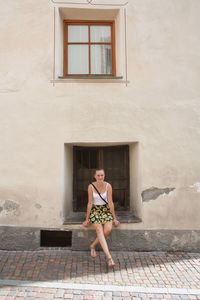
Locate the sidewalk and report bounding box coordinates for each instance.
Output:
[0,250,199,299]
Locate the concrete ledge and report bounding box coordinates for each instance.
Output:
[0,226,200,252]
[0,226,40,250]
[72,229,200,252]
[63,211,141,224]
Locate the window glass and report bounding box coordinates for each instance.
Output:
[91,44,112,74]
[68,45,89,74]
[68,25,88,42]
[90,26,111,43]
[64,22,114,76]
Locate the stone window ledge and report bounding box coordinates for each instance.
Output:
[51,76,129,84]
[63,211,141,225]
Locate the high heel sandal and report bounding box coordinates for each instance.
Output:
[107,257,115,268]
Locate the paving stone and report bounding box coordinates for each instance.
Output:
[73,295,84,300]
[0,250,200,299]
[54,289,65,298]
[64,293,75,298]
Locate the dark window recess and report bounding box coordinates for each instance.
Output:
[40,230,72,247]
[73,145,129,212]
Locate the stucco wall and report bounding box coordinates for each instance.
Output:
[0,0,200,231]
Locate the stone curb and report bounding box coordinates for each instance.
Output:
[0,280,200,296]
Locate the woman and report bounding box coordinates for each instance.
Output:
[82,168,120,267]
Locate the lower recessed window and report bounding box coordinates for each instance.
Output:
[63,20,116,76]
[73,145,129,211]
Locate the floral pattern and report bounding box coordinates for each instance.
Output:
[89,204,113,224]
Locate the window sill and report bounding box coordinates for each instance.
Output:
[51,76,129,84]
[63,211,141,225]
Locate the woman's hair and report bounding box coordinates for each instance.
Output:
[94,168,105,175]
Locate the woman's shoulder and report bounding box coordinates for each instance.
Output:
[88,183,94,191]
[105,182,112,188]
[104,181,109,185]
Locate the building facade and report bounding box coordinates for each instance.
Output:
[0,0,200,251]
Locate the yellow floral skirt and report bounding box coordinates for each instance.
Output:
[89,204,113,224]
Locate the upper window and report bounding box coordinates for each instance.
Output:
[63,21,116,76]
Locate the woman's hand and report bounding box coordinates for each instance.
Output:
[113,218,120,227]
[82,219,90,228]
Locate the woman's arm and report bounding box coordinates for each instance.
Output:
[107,184,120,227]
[82,184,93,227]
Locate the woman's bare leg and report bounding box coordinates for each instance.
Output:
[90,222,113,250]
[92,223,112,259]
[90,244,97,258]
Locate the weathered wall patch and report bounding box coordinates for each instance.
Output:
[142,187,175,202]
[0,200,20,216]
[190,182,200,192]
[34,203,42,209]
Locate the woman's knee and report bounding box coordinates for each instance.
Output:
[94,224,103,234]
[103,223,112,236]
[104,228,112,236]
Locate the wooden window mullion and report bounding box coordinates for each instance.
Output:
[88,150,91,169]
[111,21,116,76]
[88,25,91,75]
[99,148,104,169]
[64,23,68,76]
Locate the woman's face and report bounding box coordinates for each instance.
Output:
[94,170,105,182]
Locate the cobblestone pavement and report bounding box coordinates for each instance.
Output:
[0,250,199,299]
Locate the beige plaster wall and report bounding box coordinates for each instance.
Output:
[0,0,200,230]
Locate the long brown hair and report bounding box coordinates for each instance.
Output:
[93,168,105,175]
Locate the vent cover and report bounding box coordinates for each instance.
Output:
[40,230,72,247]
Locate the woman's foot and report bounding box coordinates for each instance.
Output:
[90,245,97,258]
[107,257,115,268]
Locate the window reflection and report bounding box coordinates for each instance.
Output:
[91,45,112,74]
[90,26,111,43]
